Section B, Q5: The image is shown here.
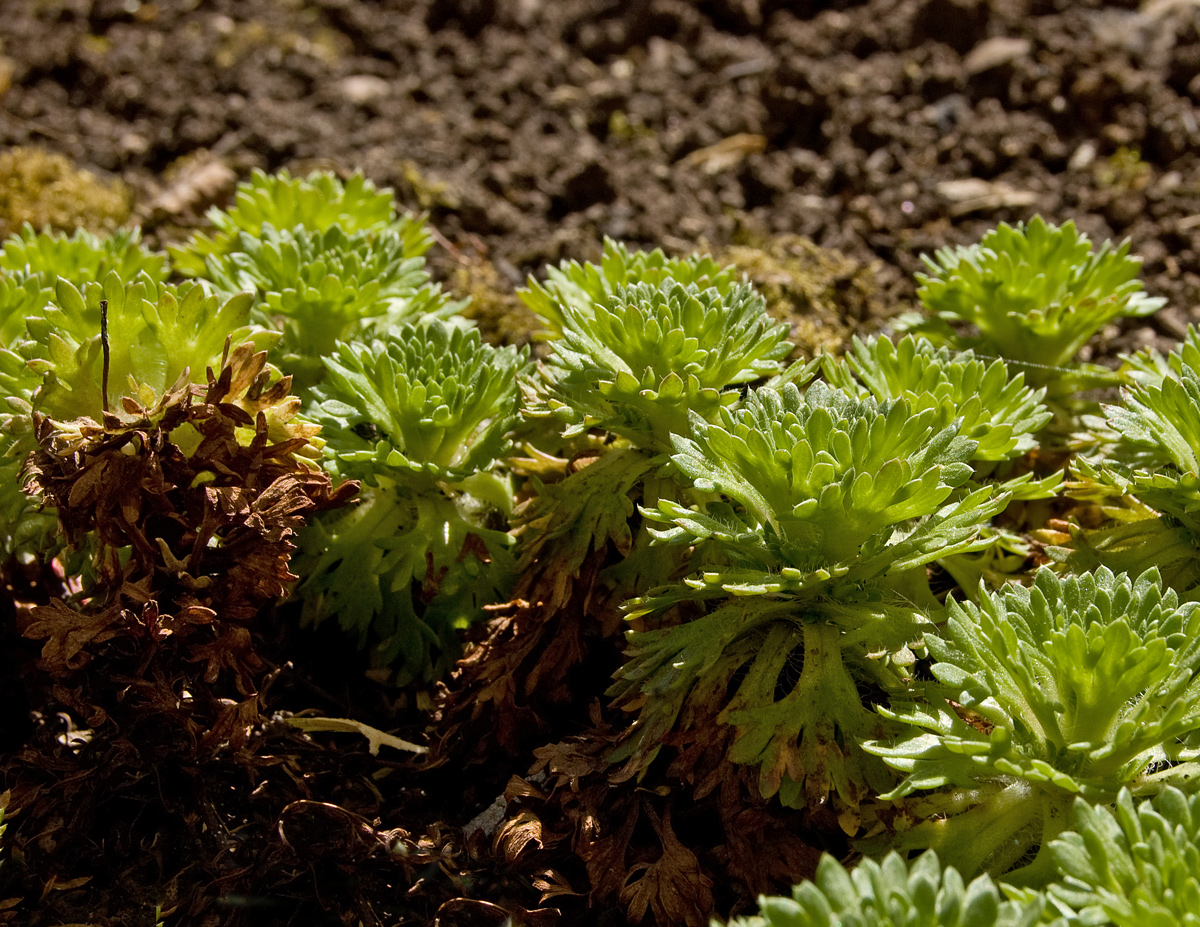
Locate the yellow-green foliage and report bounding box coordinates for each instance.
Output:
[0,147,132,237]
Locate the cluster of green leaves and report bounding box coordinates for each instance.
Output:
[613,380,1009,810]
[170,168,399,276]
[0,226,173,557]
[1044,787,1200,926]
[295,321,528,681]
[825,334,1051,469]
[905,217,1162,395]
[519,236,740,337]
[7,192,1199,924]
[532,279,793,450]
[863,567,1200,883]
[508,240,802,631]
[0,169,517,683]
[735,787,1200,927]
[1053,327,1200,594]
[175,172,458,393]
[726,851,1051,927]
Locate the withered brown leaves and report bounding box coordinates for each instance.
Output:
[1,343,360,923]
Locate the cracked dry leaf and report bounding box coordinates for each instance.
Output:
[579,794,640,904]
[532,868,580,902]
[618,807,714,927]
[495,809,546,861]
[714,775,822,902]
[22,600,129,672]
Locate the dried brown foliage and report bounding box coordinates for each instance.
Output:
[433,448,653,767]
[462,705,826,927]
[0,343,367,923]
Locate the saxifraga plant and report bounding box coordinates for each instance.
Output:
[903,217,1163,405]
[436,252,797,761]
[294,319,529,683]
[863,567,1200,886]
[1051,326,1200,595]
[519,236,741,337]
[169,168,401,277]
[725,851,1053,927]
[1041,787,1200,925]
[532,279,796,451]
[0,228,170,559]
[22,273,272,423]
[825,334,1052,475]
[1,269,274,564]
[824,333,1059,595]
[614,380,1007,813]
[202,222,459,392]
[516,263,796,597]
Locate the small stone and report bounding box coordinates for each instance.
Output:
[336,75,391,106]
[1069,141,1097,172]
[935,178,1038,216]
[963,36,1031,75]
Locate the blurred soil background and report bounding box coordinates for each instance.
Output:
[4,0,1200,925]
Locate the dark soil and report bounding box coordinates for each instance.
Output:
[4,0,1200,925]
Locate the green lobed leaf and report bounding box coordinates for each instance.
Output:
[310,321,528,483]
[648,381,993,570]
[295,320,528,680]
[1046,787,1200,926]
[827,334,1052,464]
[203,222,459,391]
[520,237,741,337]
[20,271,268,423]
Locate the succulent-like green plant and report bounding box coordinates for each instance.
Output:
[520,237,740,337]
[0,273,52,348]
[725,851,1052,927]
[905,218,1163,396]
[0,225,168,348]
[864,567,1200,885]
[1,224,167,287]
[170,168,402,277]
[0,270,277,560]
[203,223,458,390]
[504,253,801,622]
[644,382,1001,582]
[295,320,529,682]
[826,334,1052,468]
[534,280,795,451]
[824,334,1059,597]
[1054,333,1200,594]
[611,382,1007,811]
[1044,787,1200,926]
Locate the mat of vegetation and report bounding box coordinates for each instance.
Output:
[3,2,1200,927]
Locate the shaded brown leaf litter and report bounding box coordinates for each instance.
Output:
[6,0,1200,924]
